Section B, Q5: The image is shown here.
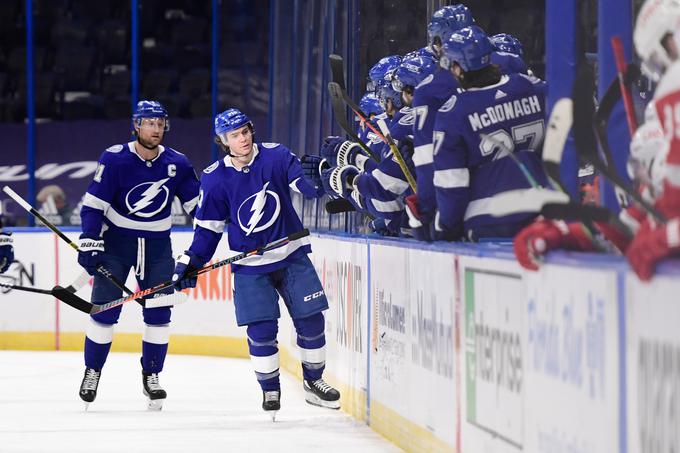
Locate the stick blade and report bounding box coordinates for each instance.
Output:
[287,229,310,242]
[51,286,93,314]
[329,54,345,89]
[541,203,612,223]
[543,98,573,165]
[325,198,356,214]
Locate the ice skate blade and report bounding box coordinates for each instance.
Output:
[304,394,340,410]
[147,398,165,411]
[265,410,278,422]
[83,402,90,411]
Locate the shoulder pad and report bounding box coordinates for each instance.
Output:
[415,74,434,90]
[203,161,220,174]
[165,146,186,157]
[105,144,124,153]
[260,142,280,149]
[439,95,458,113]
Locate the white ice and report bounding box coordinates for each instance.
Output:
[0,351,401,453]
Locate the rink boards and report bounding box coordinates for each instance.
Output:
[1,228,679,453]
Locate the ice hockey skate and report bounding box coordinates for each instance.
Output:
[79,367,101,410]
[262,389,281,421]
[142,371,167,411]
[303,378,340,410]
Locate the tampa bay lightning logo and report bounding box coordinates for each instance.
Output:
[237,182,281,236]
[125,178,170,218]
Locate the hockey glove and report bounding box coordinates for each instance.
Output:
[369,218,391,236]
[172,251,204,290]
[0,231,14,273]
[321,165,360,199]
[513,219,596,271]
[321,137,368,171]
[301,155,330,186]
[404,194,431,241]
[77,234,105,276]
[626,218,680,281]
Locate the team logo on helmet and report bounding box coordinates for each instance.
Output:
[125,178,171,218]
[237,182,281,236]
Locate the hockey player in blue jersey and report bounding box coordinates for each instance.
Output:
[490,33,531,76]
[77,100,200,410]
[318,56,435,236]
[0,219,13,273]
[406,4,473,241]
[432,26,548,240]
[356,92,383,145]
[171,108,340,419]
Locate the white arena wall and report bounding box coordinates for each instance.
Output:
[1,228,678,453]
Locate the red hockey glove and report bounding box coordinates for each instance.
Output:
[514,219,595,271]
[626,218,680,281]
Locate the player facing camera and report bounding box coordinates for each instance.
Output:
[214,108,255,158]
[132,100,170,151]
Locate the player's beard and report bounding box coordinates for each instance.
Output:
[138,134,161,150]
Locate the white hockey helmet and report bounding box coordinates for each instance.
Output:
[627,118,669,196]
[634,0,680,81]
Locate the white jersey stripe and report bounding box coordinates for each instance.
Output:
[434,168,470,189]
[413,144,434,167]
[371,168,409,195]
[105,208,172,232]
[83,192,111,212]
[236,237,310,267]
[194,218,226,234]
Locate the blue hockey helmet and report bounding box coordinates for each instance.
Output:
[490,33,524,58]
[391,53,438,92]
[132,100,169,131]
[440,25,493,72]
[359,92,383,117]
[427,4,475,53]
[214,108,253,144]
[368,55,402,93]
[376,69,404,110]
[403,46,437,61]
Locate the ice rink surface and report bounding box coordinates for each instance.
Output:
[0,351,401,453]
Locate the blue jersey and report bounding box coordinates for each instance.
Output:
[353,107,415,235]
[411,69,461,223]
[189,143,322,274]
[491,51,529,75]
[81,142,200,239]
[433,73,548,238]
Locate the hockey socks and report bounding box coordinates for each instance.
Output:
[294,313,326,382]
[247,320,281,391]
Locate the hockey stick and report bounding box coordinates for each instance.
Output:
[0,281,53,295]
[375,118,417,193]
[612,36,638,136]
[3,185,147,307]
[0,266,89,296]
[329,54,346,90]
[325,198,357,214]
[52,229,311,315]
[571,65,666,223]
[327,83,381,163]
[542,98,573,193]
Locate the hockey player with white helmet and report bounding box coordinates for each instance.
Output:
[77,100,201,409]
[623,0,680,279]
[172,108,340,420]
